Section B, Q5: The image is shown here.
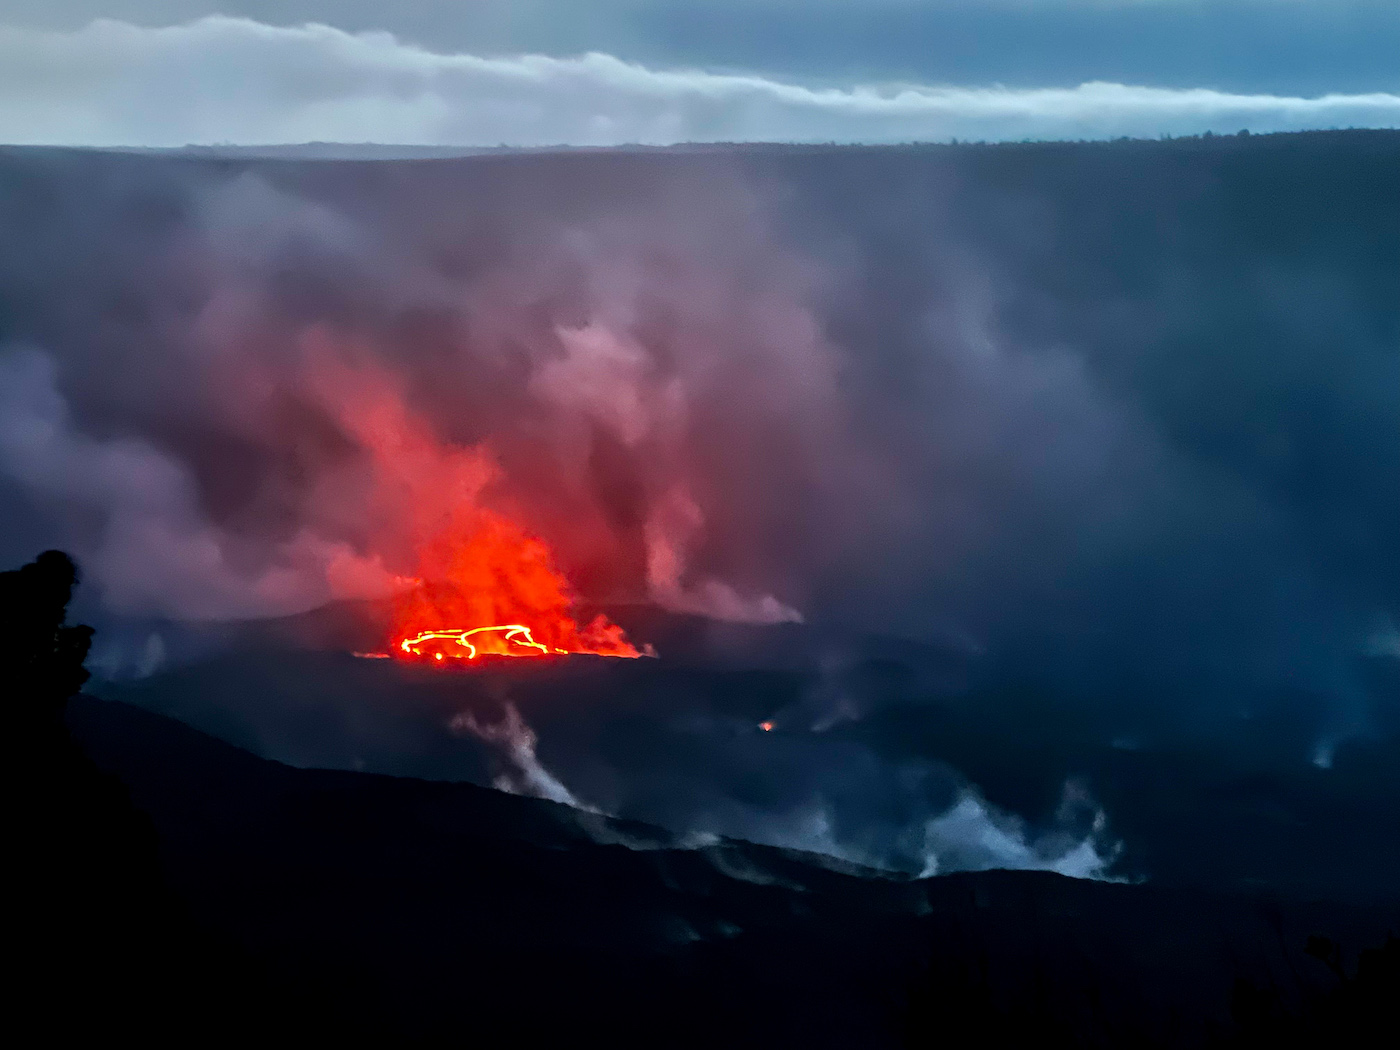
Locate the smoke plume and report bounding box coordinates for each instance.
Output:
[2,138,1395,887]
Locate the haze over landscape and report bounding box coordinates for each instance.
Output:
[3,2,1397,1045]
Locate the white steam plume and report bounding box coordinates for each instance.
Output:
[1366,622,1400,659]
[701,780,1120,880]
[914,788,1119,879]
[645,486,804,624]
[449,703,582,808]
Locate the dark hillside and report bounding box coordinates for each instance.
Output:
[65,691,1399,1047]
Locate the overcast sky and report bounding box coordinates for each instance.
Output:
[1,1,1398,145]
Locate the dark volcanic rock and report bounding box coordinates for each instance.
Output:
[66,694,1400,1047]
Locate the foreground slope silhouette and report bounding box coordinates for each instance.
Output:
[3,552,296,1040]
[66,689,1399,1047]
[6,551,1395,1045]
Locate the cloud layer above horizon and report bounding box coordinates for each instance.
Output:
[2,16,1398,147]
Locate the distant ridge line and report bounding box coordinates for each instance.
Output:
[1,128,1397,163]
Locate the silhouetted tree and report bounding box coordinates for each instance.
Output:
[3,551,274,1040]
[1,549,93,737]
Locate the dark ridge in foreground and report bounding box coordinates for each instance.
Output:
[60,692,1399,1047]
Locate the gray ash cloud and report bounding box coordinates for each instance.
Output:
[2,136,1396,887]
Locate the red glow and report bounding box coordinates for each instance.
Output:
[306,350,645,667]
[399,625,561,660]
[389,509,642,665]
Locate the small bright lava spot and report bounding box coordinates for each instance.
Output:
[759,721,774,732]
[434,652,444,661]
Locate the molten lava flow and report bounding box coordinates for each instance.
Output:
[305,354,644,666]
[399,625,561,660]
[389,509,642,664]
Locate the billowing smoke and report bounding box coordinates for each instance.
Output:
[450,702,581,808]
[1,155,842,628]
[913,787,1117,879]
[448,693,1118,878]
[0,347,350,618]
[687,782,1118,880]
[1,140,1395,887]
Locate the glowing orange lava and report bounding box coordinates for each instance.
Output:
[309,354,645,667]
[398,625,563,660]
[388,509,643,665]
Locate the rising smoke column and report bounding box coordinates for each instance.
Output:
[2,160,850,633]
